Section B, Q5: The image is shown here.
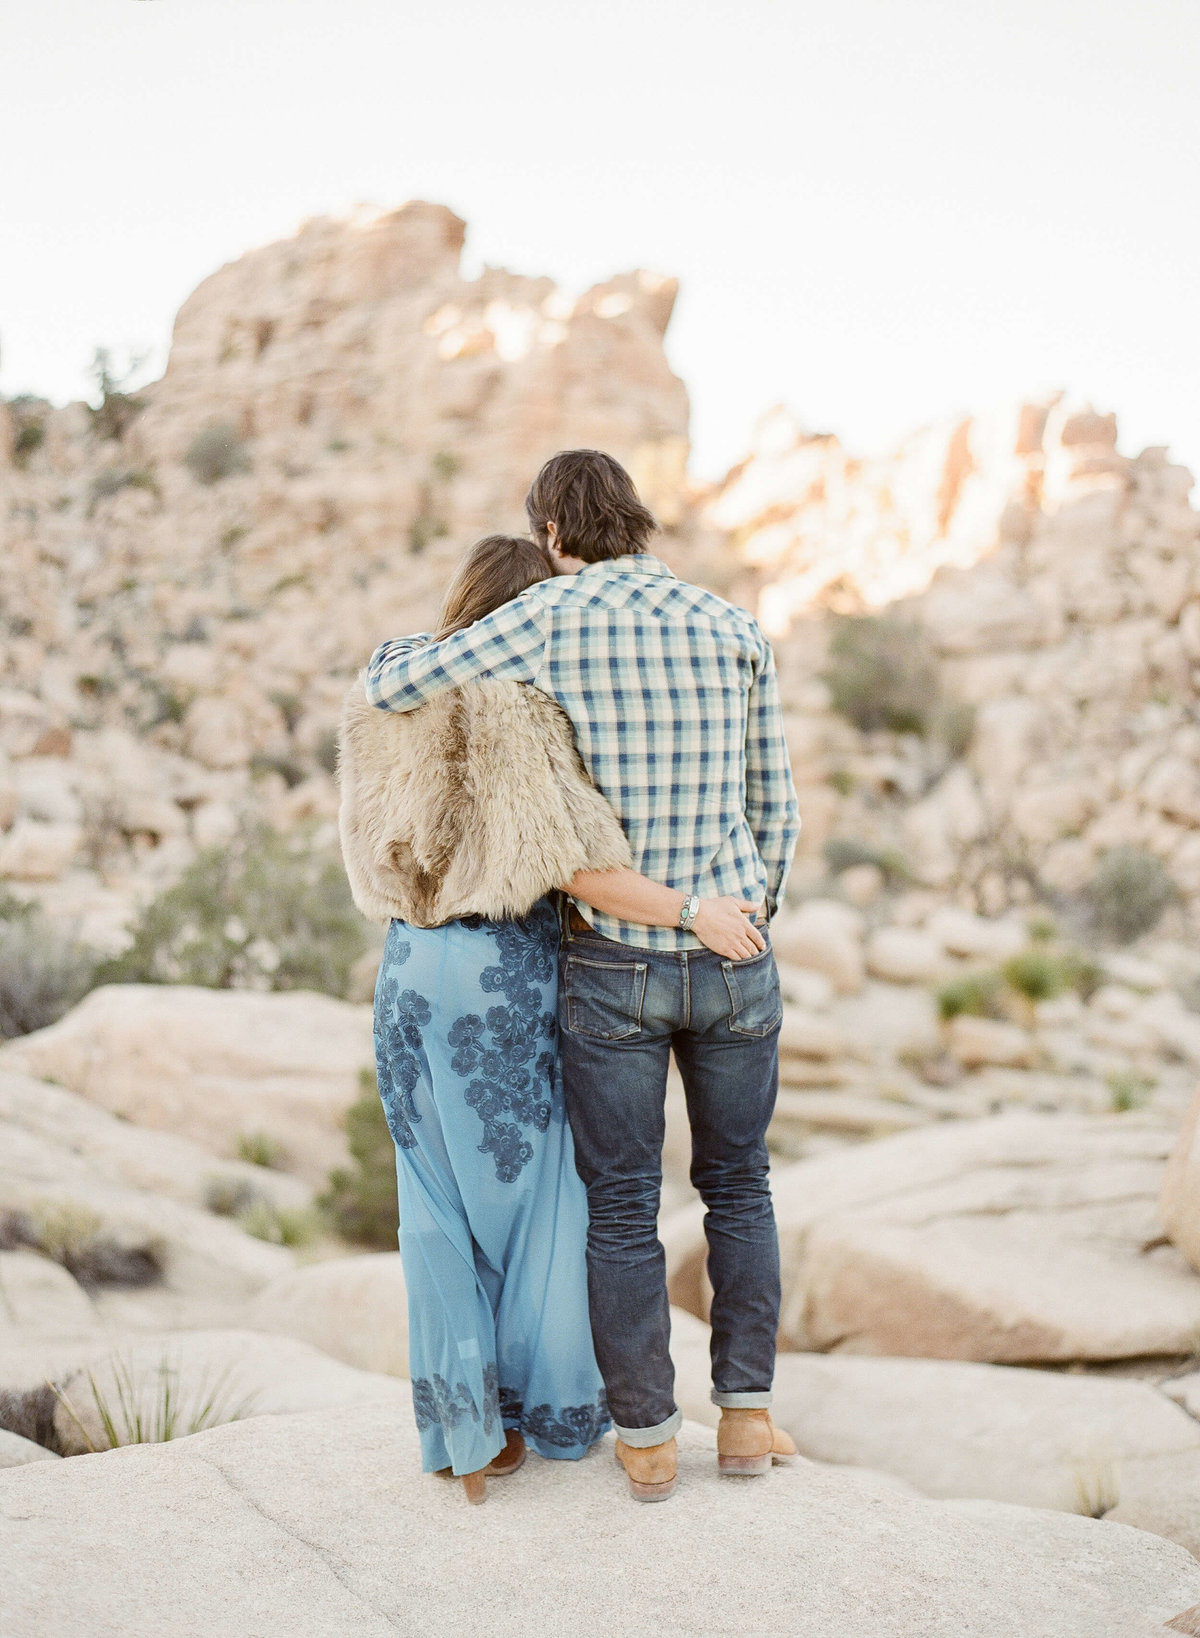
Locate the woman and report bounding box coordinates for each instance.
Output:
[339,535,762,1504]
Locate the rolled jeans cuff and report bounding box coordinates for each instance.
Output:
[612,1407,683,1447]
[711,1390,773,1409]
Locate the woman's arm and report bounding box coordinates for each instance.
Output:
[567,868,766,961]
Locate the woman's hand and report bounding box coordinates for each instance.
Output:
[692,898,767,960]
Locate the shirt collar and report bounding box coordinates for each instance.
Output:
[576,553,676,580]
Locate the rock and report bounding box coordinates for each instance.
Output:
[778,1011,845,1060]
[45,1329,408,1456]
[838,862,884,907]
[831,982,942,1060]
[3,1403,1198,1638]
[0,1092,295,1311]
[1162,1086,1200,1274]
[0,819,81,880]
[947,1015,1036,1069]
[866,927,943,984]
[0,1068,312,1216]
[661,1114,1200,1364]
[0,1429,59,1467]
[925,907,1028,961]
[246,1254,409,1377]
[770,900,865,994]
[0,985,376,1185]
[0,1252,99,1343]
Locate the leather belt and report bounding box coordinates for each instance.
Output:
[567,907,591,932]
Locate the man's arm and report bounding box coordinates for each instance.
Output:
[365,592,549,713]
[744,637,801,918]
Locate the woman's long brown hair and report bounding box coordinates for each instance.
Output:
[435,534,554,639]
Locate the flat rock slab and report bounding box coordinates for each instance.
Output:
[2,1406,1198,1638]
[762,1112,1199,1362]
[0,985,375,1185]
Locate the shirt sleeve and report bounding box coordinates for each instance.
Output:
[364,591,549,712]
[744,633,801,917]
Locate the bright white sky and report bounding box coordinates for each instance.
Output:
[2,0,1197,480]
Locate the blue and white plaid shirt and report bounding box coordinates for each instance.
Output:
[365,554,800,950]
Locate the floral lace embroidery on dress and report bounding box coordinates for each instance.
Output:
[374,934,428,1149]
[411,1363,500,1440]
[498,1385,609,1448]
[445,910,559,1182]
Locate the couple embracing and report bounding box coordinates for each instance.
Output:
[339,449,801,1504]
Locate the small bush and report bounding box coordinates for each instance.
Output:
[98,824,367,996]
[313,727,339,777]
[49,1353,257,1452]
[89,466,158,507]
[823,837,909,885]
[203,1176,261,1218]
[86,348,146,442]
[24,1201,161,1291]
[430,450,461,481]
[1002,948,1069,1004]
[237,1200,318,1247]
[824,614,940,735]
[184,423,250,485]
[409,513,447,554]
[0,914,98,1039]
[827,767,856,797]
[319,1068,398,1249]
[1106,1070,1154,1114]
[235,1130,286,1170]
[1084,847,1176,944]
[13,419,45,464]
[936,968,1007,1022]
[934,700,976,759]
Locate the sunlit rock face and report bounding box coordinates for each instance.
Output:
[0,202,690,936]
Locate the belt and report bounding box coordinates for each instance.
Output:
[567,907,591,932]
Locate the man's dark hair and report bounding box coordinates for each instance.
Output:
[525,449,657,564]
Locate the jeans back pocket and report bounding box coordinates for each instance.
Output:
[721,948,783,1037]
[564,955,648,1040]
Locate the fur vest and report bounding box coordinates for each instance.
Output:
[338,678,632,926]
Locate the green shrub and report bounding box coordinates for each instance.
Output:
[89,466,158,507]
[319,1068,398,1249]
[237,1200,318,1247]
[99,824,368,996]
[313,727,339,777]
[235,1130,286,1170]
[0,913,99,1039]
[823,837,909,885]
[21,1201,161,1291]
[1001,948,1069,1004]
[1106,1070,1154,1114]
[86,348,146,442]
[409,513,447,554]
[430,450,461,481]
[203,1176,261,1218]
[935,968,1006,1022]
[934,700,976,759]
[184,422,250,485]
[824,614,940,735]
[1084,847,1176,944]
[49,1353,257,1452]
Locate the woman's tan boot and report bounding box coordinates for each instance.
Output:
[717,1408,798,1475]
[615,1436,678,1502]
[460,1468,488,1504]
[486,1431,527,1476]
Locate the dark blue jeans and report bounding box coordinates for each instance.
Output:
[558,915,782,1445]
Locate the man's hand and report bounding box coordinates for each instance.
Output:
[692,898,767,961]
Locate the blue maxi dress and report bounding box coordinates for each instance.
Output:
[373,898,610,1475]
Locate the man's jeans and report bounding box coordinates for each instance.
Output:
[558,915,782,1447]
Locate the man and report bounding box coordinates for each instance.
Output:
[366,449,801,1501]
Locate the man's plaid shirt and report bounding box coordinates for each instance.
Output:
[365,554,800,950]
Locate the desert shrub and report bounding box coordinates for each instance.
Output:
[319,1068,398,1249]
[823,837,909,885]
[933,700,977,759]
[249,752,306,789]
[203,1176,261,1218]
[430,450,461,481]
[235,1130,286,1170]
[824,614,940,735]
[313,727,339,777]
[237,1200,318,1247]
[0,913,99,1039]
[1083,847,1176,944]
[827,767,856,796]
[49,1354,257,1452]
[9,396,48,467]
[184,422,250,485]
[86,348,146,442]
[1001,948,1069,1004]
[99,824,367,996]
[1106,1070,1154,1114]
[409,513,447,554]
[89,466,158,507]
[935,968,1006,1021]
[22,1201,161,1291]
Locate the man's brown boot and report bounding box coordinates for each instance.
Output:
[615,1436,677,1502]
[717,1408,798,1476]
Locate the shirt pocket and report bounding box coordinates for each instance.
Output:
[721,948,783,1038]
[564,955,649,1040]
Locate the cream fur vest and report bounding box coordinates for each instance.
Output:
[338,679,632,926]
